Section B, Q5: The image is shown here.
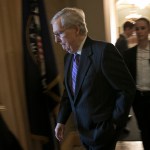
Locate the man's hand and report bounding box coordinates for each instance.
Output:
[55,123,65,142]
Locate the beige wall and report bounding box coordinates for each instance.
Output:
[76,0,106,40]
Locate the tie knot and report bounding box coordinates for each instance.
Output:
[74,54,80,64]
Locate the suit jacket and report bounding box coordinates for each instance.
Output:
[123,45,137,81]
[115,34,128,54]
[57,37,135,144]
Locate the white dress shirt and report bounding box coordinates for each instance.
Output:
[136,42,150,91]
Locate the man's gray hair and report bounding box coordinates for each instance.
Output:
[51,7,88,35]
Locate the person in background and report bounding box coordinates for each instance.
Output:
[51,7,135,150]
[115,21,135,54]
[128,32,137,48]
[115,21,135,134]
[123,17,150,150]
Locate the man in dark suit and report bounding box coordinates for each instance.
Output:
[51,7,135,150]
[115,21,135,134]
[123,17,150,150]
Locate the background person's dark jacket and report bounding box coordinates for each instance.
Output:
[115,34,128,54]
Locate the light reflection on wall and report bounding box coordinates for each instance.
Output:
[116,0,150,31]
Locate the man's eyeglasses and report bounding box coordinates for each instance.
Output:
[135,26,146,31]
[53,28,67,38]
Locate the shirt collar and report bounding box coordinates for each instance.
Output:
[138,41,150,51]
[77,36,87,55]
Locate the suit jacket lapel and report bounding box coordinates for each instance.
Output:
[130,46,137,80]
[64,37,93,102]
[133,47,138,80]
[74,38,93,102]
[64,54,74,100]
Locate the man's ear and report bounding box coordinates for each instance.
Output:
[74,25,80,35]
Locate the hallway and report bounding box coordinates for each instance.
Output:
[116,141,143,150]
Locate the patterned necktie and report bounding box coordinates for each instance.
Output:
[72,54,80,94]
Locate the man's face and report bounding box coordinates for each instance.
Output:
[52,17,80,54]
[135,20,150,42]
[125,28,134,37]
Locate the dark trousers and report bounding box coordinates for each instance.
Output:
[132,91,150,150]
[80,120,123,150]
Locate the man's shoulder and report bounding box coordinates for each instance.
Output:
[116,34,126,43]
[90,38,110,47]
[119,34,126,39]
[91,40,109,51]
[86,36,114,54]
